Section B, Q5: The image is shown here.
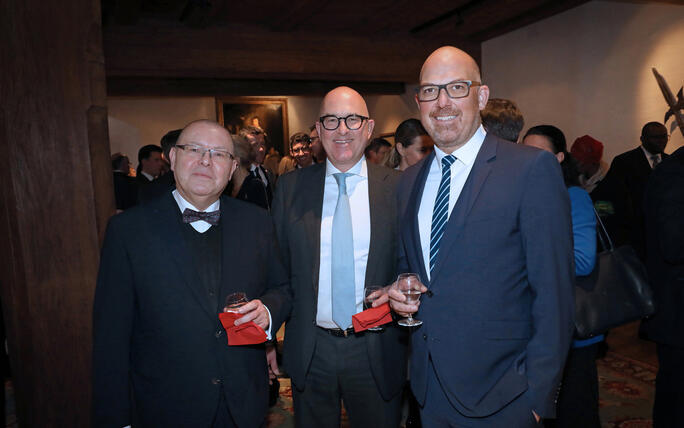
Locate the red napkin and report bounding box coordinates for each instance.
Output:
[352,302,393,333]
[218,312,267,345]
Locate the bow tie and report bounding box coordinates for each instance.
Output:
[182,208,220,225]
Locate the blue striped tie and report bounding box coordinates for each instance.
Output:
[429,155,456,274]
[331,173,355,329]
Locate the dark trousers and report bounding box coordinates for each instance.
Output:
[420,357,539,428]
[547,344,600,428]
[654,343,684,428]
[292,328,402,428]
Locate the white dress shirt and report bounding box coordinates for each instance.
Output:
[640,145,661,169]
[418,126,486,281]
[316,157,371,329]
[172,190,272,338]
[250,163,269,186]
[140,171,155,181]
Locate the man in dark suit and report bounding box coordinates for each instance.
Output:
[271,87,407,427]
[240,126,275,207]
[388,46,574,426]
[138,129,181,204]
[136,144,163,185]
[93,120,291,427]
[592,122,670,258]
[639,145,684,427]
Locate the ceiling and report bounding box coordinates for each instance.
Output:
[100,0,671,95]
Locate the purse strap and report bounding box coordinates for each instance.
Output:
[593,207,614,251]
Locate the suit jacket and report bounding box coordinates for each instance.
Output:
[93,193,291,428]
[113,171,138,210]
[593,147,668,258]
[640,146,684,347]
[138,172,175,205]
[271,161,408,401]
[397,134,575,419]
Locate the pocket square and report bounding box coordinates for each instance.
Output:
[218,312,267,345]
[352,302,393,333]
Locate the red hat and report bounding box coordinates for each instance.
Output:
[571,135,604,165]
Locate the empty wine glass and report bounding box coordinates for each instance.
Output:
[364,286,384,331]
[224,292,248,313]
[396,273,423,327]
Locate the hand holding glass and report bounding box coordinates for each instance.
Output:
[364,286,384,331]
[224,292,248,313]
[396,273,423,327]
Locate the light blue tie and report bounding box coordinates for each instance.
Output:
[331,173,355,329]
[429,155,456,274]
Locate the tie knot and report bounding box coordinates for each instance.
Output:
[333,172,351,194]
[441,154,456,170]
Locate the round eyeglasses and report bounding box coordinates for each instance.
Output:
[416,80,481,102]
[319,114,369,131]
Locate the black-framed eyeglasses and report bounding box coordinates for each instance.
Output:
[175,144,235,161]
[319,114,369,131]
[416,80,481,102]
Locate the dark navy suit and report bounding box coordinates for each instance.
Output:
[397,134,575,423]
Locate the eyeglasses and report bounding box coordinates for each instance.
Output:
[175,144,235,162]
[291,145,311,154]
[319,114,369,131]
[416,80,481,102]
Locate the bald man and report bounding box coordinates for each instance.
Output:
[93,120,291,427]
[388,47,574,426]
[272,87,407,427]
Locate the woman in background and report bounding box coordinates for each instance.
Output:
[523,125,599,428]
[387,118,434,171]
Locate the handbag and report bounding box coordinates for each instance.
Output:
[574,209,655,339]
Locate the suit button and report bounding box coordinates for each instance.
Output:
[209,291,215,297]
[422,334,427,340]
[426,290,434,298]
[215,330,223,338]
[212,378,222,385]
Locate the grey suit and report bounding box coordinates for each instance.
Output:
[272,161,407,426]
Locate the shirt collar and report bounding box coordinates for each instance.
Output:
[140,171,155,181]
[640,145,660,160]
[325,156,367,178]
[433,125,487,170]
[172,189,220,213]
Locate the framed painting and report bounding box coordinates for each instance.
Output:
[216,97,289,154]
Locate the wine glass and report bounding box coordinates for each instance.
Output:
[396,273,423,327]
[364,286,384,331]
[224,292,248,313]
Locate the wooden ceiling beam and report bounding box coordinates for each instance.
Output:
[103,25,481,83]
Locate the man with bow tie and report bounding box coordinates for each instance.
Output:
[93,120,291,427]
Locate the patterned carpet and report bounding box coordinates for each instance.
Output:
[3,350,656,427]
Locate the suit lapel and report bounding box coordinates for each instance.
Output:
[152,193,217,322]
[365,163,391,287]
[430,135,497,282]
[301,164,326,297]
[405,153,433,283]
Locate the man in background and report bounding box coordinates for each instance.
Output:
[364,137,392,165]
[136,144,163,184]
[138,129,181,204]
[480,97,524,143]
[111,153,138,211]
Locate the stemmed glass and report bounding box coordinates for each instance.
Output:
[364,286,384,331]
[396,273,423,327]
[224,292,248,313]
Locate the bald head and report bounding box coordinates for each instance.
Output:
[420,46,481,84]
[316,86,375,172]
[178,119,233,149]
[319,86,370,117]
[416,46,489,153]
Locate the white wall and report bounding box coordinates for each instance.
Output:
[108,92,420,166]
[482,0,684,162]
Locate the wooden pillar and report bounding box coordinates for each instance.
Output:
[0,0,113,426]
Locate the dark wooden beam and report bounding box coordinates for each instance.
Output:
[103,25,479,83]
[0,0,113,426]
[106,77,405,96]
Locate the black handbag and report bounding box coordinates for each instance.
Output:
[574,209,655,339]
